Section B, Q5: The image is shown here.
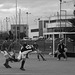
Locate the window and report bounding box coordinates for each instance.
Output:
[17,27,20,30]
[44,24,46,28]
[13,31,16,34]
[24,31,26,34]
[24,27,26,29]
[13,26,15,29]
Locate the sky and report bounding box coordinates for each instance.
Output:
[0,0,75,37]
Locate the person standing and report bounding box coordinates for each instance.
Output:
[33,42,46,61]
[57,40,67,60]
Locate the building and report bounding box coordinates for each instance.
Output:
[11,24,28,37]
[31,15,75,39]
[31,15,75,54]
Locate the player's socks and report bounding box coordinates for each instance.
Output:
[20,60,25,71]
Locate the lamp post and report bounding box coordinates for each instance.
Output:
[64,10,67,46]
[26,12,31,38]
[19,9,21,40]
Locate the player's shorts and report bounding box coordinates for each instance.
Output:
[64,48,67,52]
[17,50,32,60]
[36,49,42,53]
[1,51,14,59]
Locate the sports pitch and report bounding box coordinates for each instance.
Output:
[0,53,75,75]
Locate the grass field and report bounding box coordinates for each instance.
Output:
[0,53,75,75]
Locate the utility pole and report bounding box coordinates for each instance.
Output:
[6,17,8,33]
[16,0,17,40]
[19,9,21,25]
[0,20,2,39]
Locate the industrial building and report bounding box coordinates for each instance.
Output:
[11,24,28,37]
[31,15,75,39]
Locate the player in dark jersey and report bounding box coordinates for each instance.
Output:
[17,42,33,71]
[33,42,46,61]
[57,40,67,60]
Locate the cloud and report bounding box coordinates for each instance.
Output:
[28,0,59,17]
[0,6,29,13]
[0,3,15,9]
[0,4,4,8]
[0,8,15,12]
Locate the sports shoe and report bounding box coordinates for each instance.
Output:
[7,65,12,68]
[3,64,11,68]
[20,68,25,71]
[38,59,40,61]
[43,59,46,61]
[3,64,9,68]
[64,59,67,61]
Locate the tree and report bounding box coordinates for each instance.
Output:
[9,31,13,39]
[73,10,75,16]
[20,32,27,39]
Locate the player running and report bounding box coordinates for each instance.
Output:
[1,37,14,68]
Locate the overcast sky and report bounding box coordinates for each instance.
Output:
[0,0,75,37]
[0,0,74,17]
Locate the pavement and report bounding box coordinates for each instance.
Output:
[0,53,75,75]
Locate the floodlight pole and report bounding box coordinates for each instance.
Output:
[26,12,31,38]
